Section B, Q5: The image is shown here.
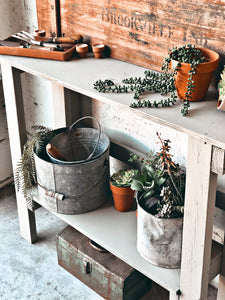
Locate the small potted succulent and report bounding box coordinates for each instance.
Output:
[129,132,186,268]
[110,169,138,212]
[94,44,219,116]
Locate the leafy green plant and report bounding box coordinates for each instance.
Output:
[129,132,186,218]
[15,125,55,210]
[93,44,205,116]
[111,169,138,187]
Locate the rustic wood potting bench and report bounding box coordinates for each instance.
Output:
[1,54,225,300]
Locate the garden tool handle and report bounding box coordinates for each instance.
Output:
[53,35,83,43]
[69,116,101,162]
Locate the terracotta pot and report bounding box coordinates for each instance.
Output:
[110,181,135,212]
[76,43,88,58]
[34,29,46,37]
[171,47,219,102]
[92,44,105,59]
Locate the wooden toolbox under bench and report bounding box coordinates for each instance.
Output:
[57,226,152,300]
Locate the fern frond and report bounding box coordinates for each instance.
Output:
[15,125,55,210]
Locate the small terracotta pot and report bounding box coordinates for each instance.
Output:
[171,47,219,102]
[34,29,46,37]
[92,44,105,59]
[76,43,88,58]
[110,181,135,212]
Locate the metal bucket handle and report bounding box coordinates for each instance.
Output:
[69,116,101,162]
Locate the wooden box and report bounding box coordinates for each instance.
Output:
[57,226,152,300]
[36,0,225,71]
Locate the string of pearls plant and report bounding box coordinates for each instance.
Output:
[93,44,205,116]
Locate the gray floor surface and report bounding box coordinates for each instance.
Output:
[0,185,218,300]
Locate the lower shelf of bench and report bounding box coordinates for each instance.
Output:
[33,190,222,294]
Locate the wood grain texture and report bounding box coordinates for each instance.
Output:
[211,146,225,175]
[0,61,37,243]
[180,137,217,299]
[54,0,225,70]
[35,0,60,36]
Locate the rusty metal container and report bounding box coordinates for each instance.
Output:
[57,226,152,300]
[137,193,183,269]
[34,117,111,215]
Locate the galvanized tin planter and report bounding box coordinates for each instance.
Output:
[34,120,111,215]
[137,193,183,269]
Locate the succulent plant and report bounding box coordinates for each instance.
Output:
[111,169,138,187]
[129,133,186,218]
[93,44,205,116]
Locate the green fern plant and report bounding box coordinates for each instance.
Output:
[15,125,55,210]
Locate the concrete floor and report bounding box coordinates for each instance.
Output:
[0,185,218,300]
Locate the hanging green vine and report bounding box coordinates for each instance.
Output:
[15,125,55,211]
[93,44,205,116]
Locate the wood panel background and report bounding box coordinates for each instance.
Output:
[36,0,225,71]
[36,0,61,37]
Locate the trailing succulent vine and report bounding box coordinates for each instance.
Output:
[15,125,55,210]
[93,44,205,116]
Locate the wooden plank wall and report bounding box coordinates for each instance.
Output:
[36,0,225,71]
[35,0,60,37]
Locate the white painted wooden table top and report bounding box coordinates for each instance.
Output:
[1,54,225,149]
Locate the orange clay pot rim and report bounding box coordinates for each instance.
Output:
[171,47,219,67]
[76,43,88,49]
[92,44,105,52]
[93,44,105,48]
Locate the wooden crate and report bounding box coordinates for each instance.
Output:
[36,0,225,71]
[57,226,152,300]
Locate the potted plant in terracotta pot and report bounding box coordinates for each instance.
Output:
[94,44,219,116]
[129,132,186,268]
[110,169,138,212]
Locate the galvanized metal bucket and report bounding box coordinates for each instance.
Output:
[136,192,183,269]
[34,117,111,215]
[47,116,103,164]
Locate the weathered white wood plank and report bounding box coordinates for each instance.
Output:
[169,291,179,300]
[211,146,225,175]
[50,82,67,128]
[180,137,217,299]
[1,60,37,243]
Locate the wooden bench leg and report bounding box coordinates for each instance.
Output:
[1,59,37,243]
[180,137,217,299]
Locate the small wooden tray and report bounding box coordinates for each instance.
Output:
[0,40,76,61]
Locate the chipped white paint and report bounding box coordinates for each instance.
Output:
[0,0,54,186]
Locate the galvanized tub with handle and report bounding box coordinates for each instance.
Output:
[34,116,111,215]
